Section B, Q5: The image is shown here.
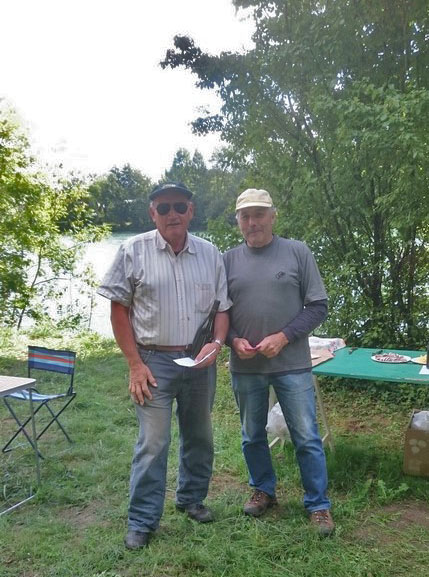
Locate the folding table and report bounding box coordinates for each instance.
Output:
[1,375,41,515]
[269,347,428,453]
[312,347,429,385]
[312,347,429,451]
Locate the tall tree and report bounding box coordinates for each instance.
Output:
[87,164,154,231]
[162,0,429,347]
[0,102,106,329]
[163,148,247,232]
[163,149,210,230]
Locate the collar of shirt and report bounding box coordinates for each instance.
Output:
[155,230,197,255]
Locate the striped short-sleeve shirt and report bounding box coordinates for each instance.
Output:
[97,229,231,346]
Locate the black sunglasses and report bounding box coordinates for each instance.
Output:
[155,202,189,216]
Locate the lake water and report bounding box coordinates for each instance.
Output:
[81,232,134,337]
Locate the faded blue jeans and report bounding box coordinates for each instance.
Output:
[128,349,216,533]
[231,370,331,512]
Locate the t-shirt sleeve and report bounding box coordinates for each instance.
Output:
[298,244,328,305]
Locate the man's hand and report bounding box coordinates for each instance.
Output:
[194,342,220,369]
[232,337,259,359]
[255,332,289,358]
[128,361,157,405]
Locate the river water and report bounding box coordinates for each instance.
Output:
[80,232,133,337]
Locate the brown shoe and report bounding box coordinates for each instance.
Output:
[243,490,278,517]
[309,509,335,537]
[176,502,214,523]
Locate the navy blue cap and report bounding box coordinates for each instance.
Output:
[149,182,193,201]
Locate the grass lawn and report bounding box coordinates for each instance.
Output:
[1,330,429,577]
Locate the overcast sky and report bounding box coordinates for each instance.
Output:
[1,0,254,180]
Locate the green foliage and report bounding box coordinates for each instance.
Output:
[87,164,154,231]
[0,102,107,330]
[163,148,210,230]
[321,375,429,412]
[85,151,247,234]
[162,0,429,347]
[206,216,243,253]
[375,479,410,505]
[164,148,247,231]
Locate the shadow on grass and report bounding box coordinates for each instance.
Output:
[326,439,405,491]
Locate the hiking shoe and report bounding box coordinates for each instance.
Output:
[176,502,214,523]
[124,530,151,550]
[243,490,278,517]
[309,509,335,537]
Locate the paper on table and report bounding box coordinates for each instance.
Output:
[419,366,429,375]
[310,347,334,368]
[173,348,216,367]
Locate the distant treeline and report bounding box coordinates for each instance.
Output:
[86,149,247,232]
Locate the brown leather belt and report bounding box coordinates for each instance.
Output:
[139,344,192,352]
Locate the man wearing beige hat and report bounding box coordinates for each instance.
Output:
[223,188,334,536]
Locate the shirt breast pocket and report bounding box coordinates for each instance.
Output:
[195,283,215,312]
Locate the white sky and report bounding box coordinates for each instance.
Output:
[1,0,254,180]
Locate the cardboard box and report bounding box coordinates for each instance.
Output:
[403,410,429,478]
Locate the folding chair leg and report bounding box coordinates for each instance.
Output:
[2,398,44,458]
[36,397,75,443]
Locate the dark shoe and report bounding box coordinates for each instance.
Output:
[124,530,151,550]
[176,502,214,523]
[309,509,335,537]
[243,490,278,517]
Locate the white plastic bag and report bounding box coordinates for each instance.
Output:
[309,336,346,353]
[411,410,429,432]
[266,402,290,441]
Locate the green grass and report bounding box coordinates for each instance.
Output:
[1,330,429,577]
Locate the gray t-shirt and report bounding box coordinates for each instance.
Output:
[223,235,327,374]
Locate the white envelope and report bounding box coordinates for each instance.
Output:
[173,348,216,367]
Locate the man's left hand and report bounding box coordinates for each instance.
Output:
[256,332,289,358]
[194,342,220,369]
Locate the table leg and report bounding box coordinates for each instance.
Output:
[0,387,41,516]
[313,375,335,452]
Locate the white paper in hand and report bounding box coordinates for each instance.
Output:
[173,348,216,367]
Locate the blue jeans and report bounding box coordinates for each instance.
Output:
[231,370,331,512]
[128,349,216,533]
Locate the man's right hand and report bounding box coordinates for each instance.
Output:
[128,361,157,405]
[232,338,259,359]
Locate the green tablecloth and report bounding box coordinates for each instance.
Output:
[312,347,429,385]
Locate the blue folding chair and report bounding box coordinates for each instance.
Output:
[2,346,77,458]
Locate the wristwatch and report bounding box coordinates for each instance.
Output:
[213,338,223,348]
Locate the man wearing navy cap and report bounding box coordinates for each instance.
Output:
[98,182,231,549]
